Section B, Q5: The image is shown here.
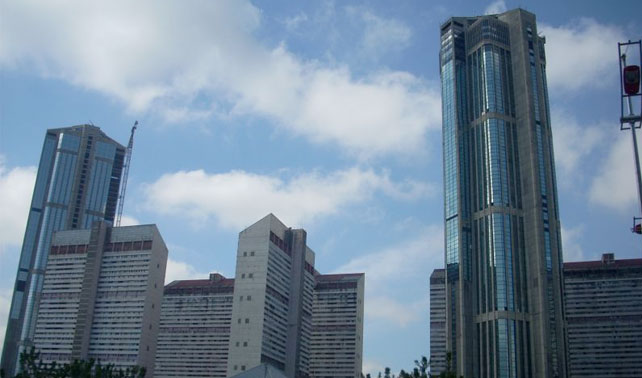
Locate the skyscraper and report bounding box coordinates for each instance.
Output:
[439,9,567,377]
[2,125,125,375]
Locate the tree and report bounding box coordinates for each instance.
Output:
[13,348,146,378]
[398,356,429,378]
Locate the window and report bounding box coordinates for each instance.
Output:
[238,318,241,324]
[248,273,253,278]
[247,295,252,301]
[245,318,249,324]
[241,366,245,371]
[250,251,255,256]
[236,341,240,347]
[240,296,243,301]
[243,341,247,347]
[241,273,245,279]
[243,252,247,257]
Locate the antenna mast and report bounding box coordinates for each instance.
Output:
[115,121,138,227]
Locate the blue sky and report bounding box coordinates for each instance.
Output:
[1,0,641,374]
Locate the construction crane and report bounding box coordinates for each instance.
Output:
[115,121,138,227]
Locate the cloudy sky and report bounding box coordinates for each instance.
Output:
[1,0,641,374]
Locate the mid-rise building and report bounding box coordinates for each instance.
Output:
[563,253,642,378]
[155,273,235,378]
[32,222,167,376]
[439,9,567,377]
[310,273,364,377]
[429,269,446,375]
[2,125,126,375]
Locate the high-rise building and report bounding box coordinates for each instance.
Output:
[154,214,364,378]
[155,273,235,378]
[563,253,642,378]
[439,9,567,377]
[429,268,446,375]
[32,222,167,376]
[226,214,315,377]
[2,125,126,375]
[310,273,364,377]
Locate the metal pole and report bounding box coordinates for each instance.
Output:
[630,124,642,215]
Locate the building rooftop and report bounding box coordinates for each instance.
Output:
[564,253,642,270]
[315,273,364,281]
[164,273,235,295]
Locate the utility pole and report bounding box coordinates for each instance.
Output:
[618,40,642,235]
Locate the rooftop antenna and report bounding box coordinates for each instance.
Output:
[115,121,138,227]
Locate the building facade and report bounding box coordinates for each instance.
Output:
[439,9,567,377]
[563,253,642,378]
[310,273,364,377]
[32,222,167,376]
[155,214,363,378]
[2,125,126,375]
[155,273,235,378]
[429,269,446,375]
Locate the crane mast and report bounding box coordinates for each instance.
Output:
[115,121,137,227]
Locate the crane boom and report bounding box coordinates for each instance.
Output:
[115,121,137,226]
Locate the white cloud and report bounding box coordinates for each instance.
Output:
[362,359,385,378]
[143,167,434,231]
[355,9,412,57]
[589,130,642,212]
[333,226,442,327]
[0,158,36,255]
[0,289,11,356]
[484,0,507,15]
[164,258,211,284]
[283,12,308,31]
[119,215,140,227]
[551,110,606,186]
[561,224,585,262]
[540,19,625,92]
[0,0,440,158]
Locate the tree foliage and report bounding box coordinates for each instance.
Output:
[10,348,146,378]
[374,352,461,378]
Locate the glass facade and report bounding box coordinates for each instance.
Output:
[1,125,125,376]
[440,10,566,378]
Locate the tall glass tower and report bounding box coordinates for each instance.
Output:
[439,9,567,378]
[1,125,125,375]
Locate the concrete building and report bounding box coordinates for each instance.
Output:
[429,269,446,375]
[225,214,315,377]
[156,214,363,377]
[2,125,126,375]
[155,273,235,378]
[563,253,642,378]
[439,9,567,377]
[32,222,167,376]
[310,273,364,377]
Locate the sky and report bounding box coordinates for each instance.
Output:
[0,0,641,374]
